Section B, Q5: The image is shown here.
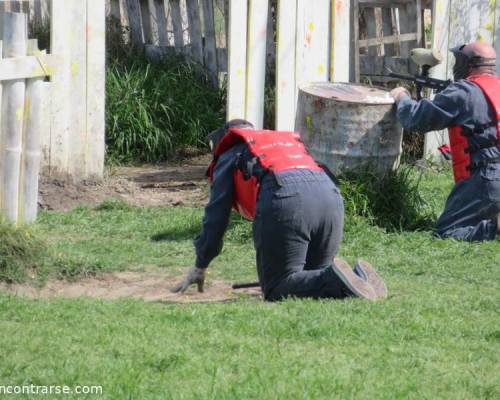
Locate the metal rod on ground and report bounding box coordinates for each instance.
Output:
[232,282,260,290]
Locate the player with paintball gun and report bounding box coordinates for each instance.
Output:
[171,120,387,301]
[390,41,500,242]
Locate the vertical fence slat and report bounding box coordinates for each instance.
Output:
[423,0,451,159]
[245,0,268,129]
[10,2,21,13]
[126,0,144,46]
[365,8,378,56]
[265,3,274,64]
[201,0,218,85]
[276,0,297,130]
[154,0,169,45]
[110,0,122,21]
[186,0,203,63]
[87,0,106,178]
[381,7,394,56]
[330,0,350,82]
[140,0,154,44]
[227,0,247,121]
[1,12,27,222]
[171,0,185,50]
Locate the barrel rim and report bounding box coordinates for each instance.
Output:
[298,81,395,105]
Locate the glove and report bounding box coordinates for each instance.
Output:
[171,267,206,293]
[390,87,411,102]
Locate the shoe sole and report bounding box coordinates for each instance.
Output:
[355,259,388,299]
[332,258,377,301]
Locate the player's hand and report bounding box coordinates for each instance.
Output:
[171,267,206,293]
[390,87,411,102]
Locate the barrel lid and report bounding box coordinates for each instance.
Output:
[299,82,395,105]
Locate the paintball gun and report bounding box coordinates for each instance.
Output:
[363,48,452,100]
[389,48,451,100]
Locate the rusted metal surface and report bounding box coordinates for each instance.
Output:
[295,82,403,175]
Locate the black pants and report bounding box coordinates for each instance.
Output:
[253,170,347,301]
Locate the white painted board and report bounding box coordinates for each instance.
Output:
[227,0,248,121]
[87,0,106,178]
[245,0,268,129]
[330,0,350,82]
[276,0,297,131]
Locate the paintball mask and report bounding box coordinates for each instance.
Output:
[207,119,254,153]
[451,42,497,81]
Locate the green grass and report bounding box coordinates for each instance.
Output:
[1,167,499,399]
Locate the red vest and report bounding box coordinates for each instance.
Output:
[207,129,322,220]
[448,74,500,183]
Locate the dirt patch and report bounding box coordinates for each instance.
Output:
[39,154,212,211]
[0,270,261,304]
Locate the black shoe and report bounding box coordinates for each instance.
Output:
[354,260,388,299]
[332,258,377,301]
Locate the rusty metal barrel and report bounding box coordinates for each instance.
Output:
[295,82,403,175]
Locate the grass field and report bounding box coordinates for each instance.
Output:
[0,167,499,399]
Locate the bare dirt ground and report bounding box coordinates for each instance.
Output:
[2,154,260,303]
[1,270,261,304]
[39,154,212,211]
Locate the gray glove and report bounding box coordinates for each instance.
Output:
[171,267,206,293]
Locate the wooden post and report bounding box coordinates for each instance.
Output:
[423,0,451,160]
[126,0,144,46]
[1,12,27,222]
[245,0,268,129]
[140,0,154,44]
[20,77,49,223]
[276,0,297,130]
[227,0,248,121]
[201,0,218,85]
[496,1,500,75]
[186,0,203,64]
[86,0,106,178]
[170,0,185,51]
[330,0,350,82]
[154,0,169,46]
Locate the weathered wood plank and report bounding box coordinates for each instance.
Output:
[0,54,60,80]
[50,0,72,175]
[154,0,169,45]
[331,0,351,82]
[381,7,394,56]
[227,0,248,121]
[66,0,87,179]
[358,32,418,47]
[170,0,185,50]
[140,0,154,44]
[364,8,379,56]
[86,0,106,178]
[496,0,500,74]
[186,0,203,63]
[276,0,297,130]
[126,0,144,46]
[1,12,27,222]
[423,0,451,159]
[201,0,218,85]
[352,0,360,81]
[245,0,268,128]
[110,0,122,20]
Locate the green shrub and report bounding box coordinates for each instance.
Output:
[0,218,102,284]
[106,55,225,164]
[340,165,436,231]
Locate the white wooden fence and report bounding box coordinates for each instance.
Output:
[0,11,55,224]
[0,1,105,224]
[0,1,50,28]
[424,0,500,158]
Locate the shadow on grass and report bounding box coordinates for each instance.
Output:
[151,214,252,243]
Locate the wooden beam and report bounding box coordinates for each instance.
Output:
[358,32,418,47]
[0,54,60,81]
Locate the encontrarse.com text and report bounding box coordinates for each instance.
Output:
[0,385,103,396]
